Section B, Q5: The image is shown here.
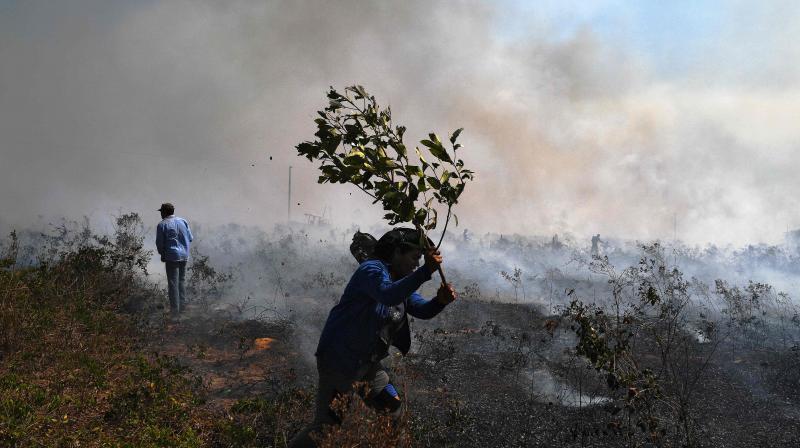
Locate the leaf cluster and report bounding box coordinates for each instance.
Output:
[296,85,474,241]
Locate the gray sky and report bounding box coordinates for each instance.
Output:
[2,0,800,245]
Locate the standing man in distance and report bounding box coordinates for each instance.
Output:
[591,234,602,257]
[156,203,193,319]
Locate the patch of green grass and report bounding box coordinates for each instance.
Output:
[0,219,315,446]
[0,221,217,447]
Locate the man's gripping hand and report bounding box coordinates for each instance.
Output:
[435,283,457,305]
[423,248,443,275]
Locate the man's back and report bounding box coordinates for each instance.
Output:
[156,216,193,262]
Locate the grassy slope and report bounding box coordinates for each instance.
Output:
[0,235,348,448]
[0,247,212,446]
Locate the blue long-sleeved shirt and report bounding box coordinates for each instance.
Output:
[316,259,447,376]
[156,215,193,262]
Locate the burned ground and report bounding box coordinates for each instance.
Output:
[2,218,799,447]
[151,294,800,447]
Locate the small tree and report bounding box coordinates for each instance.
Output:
[500,266,524,301]
[563,245,725,446]
[296,85,475,282]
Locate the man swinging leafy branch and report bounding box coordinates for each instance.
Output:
[289,86,474,447]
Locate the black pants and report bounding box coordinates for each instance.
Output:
[289,358,400,448]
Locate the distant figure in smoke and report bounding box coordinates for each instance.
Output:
[591,234,602,257]
[290,228,457,447]
[155,203,193,319]
[551,233,562,250]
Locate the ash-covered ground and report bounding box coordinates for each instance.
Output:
[134,220,799,447]
[6,218,800,446]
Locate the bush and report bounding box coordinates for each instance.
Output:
[562,243,725,446]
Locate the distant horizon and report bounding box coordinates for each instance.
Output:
[3,209,798,252]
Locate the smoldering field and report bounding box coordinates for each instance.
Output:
[6,216,798,446]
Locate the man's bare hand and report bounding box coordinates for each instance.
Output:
[423,248,442,274]
[435,283,457,305]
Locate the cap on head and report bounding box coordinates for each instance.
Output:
[158,203,175,215]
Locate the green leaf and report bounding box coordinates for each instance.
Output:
[343,155,364,166]
[347,85,369,99]
[320,165,339,176]
[327,88,343,100]
[449,128,463,144]
[344,149,364,165]
[348,148,365,156]
[425,208,438,230]
[408,183,419,201]
[384,191,401,202]
[296,142,319,160]
[427,176,441,190]
[322,135,341,155]
[421,139,451,163]
[344,124,361,136]
[405,165,424,177]
[390,141,407,159]
[413,209,427,226]
[378,157,398,169]
[440,170,451,184]
[398,200,416,221]
[415,147,428,167]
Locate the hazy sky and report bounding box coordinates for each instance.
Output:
[2,0,799,245]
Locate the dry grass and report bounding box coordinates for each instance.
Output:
[0,220,215,447]
[314,386,413,448]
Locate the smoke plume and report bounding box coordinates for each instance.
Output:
[2,1,800,245]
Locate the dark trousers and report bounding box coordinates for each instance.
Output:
[165,260,187,314]
[289,358,398,448]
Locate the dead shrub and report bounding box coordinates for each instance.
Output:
[314,383,413,448]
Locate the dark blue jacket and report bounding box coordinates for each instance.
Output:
[316,259,446,376]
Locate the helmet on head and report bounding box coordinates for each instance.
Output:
[371,228,433,263]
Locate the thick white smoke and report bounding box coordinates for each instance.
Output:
[2,1,800,245]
